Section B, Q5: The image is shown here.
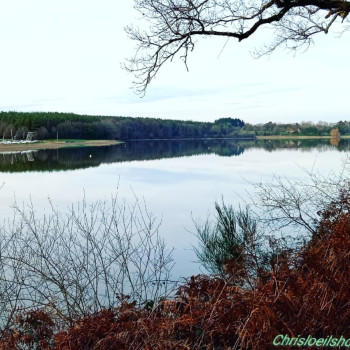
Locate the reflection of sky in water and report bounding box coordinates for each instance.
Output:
[0,146,348,279]
[122,167,212,184]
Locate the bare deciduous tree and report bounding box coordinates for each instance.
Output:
[125,0,350,94]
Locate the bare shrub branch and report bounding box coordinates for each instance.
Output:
[252,157,350,236]
[0,194,174,327]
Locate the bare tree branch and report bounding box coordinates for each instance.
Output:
[125,0,350,94]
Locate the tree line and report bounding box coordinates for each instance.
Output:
[0,112,250,140]
[244,120,348,136]
[0,111,348,140]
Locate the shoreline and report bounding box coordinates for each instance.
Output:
[0,135,348,152]
[0,140,121,152]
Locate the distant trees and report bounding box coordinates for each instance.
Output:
[335,120,350,134]
[211,118,246,137]
[0,112,251,141]
[0,112,349,141]
[249,120,344,137]
[331,127,341,139]
[330,128,341,146]
[215,118,245,127]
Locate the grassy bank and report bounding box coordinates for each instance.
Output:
[0,139,121,152]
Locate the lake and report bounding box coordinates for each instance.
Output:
[0,138,349,279]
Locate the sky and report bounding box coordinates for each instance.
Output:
[0,1,349,124]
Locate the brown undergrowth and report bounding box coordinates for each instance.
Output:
[2,188,350,349]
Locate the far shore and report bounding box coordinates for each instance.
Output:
[0,140,121,152]
[0,135,348,152]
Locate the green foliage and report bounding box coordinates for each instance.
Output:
[194,202,242,275]
[194,202,264,285]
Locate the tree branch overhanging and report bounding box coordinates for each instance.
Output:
[125,0,350,94]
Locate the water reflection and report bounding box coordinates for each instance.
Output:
[0,138,349,173]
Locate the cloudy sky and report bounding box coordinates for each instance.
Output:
[0,1,349,124]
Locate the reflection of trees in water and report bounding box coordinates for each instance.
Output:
[0,138,349,173]
[253,138,350,152]
[0,140,244,172]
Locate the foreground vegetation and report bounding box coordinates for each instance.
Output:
[1,161,350,349]
[1,192,349,349]
[0,111,349,141]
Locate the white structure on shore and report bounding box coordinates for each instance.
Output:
[26,132,35,141]
[0,131,38,145]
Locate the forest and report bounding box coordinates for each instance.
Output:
[0,112,250,140]
[0,111,348,141]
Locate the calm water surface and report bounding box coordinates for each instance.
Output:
[0,139,349,278]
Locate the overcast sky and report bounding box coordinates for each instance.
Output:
[0,1,349,124]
